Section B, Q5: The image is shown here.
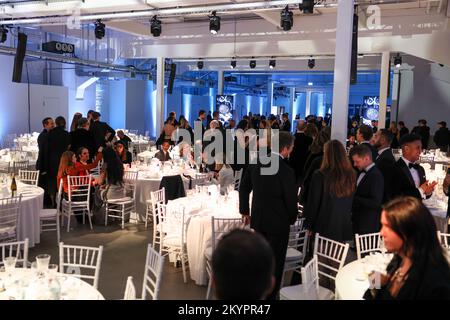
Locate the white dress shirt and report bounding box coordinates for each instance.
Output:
[357,163,375,186]
[401,156,426,199]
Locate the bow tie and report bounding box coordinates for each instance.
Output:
[359,169,367,175]
[408,163,420,170]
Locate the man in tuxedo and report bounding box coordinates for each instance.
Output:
[154,140,172,162]
[239,131,298,300]
[289,120,313,183]
[350,145,384,234]
[70,117,96,160]
[356,124,378,161]
[280,113,291,132]
[373,129,396,203]
[90,112,115,149]
[391,134,437,200]
[36,117,55,207]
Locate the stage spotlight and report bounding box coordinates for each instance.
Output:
[249,59,256,69]
[209,11,221,34]
[230,59,237,69]
[280,5,293,31]
[197,60,204,70]
[394,53,402,68]
[269,59,276,69]
[299,0,315,14]
[150,15,162,37]
[0,26,8,44]
[308,58,315,69]
[94,19,105,39]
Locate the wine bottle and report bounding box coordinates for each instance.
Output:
[10,174,17,197]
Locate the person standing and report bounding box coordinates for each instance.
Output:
[280,113,291,132]
[373,129,396,203]
[239,132,298,300]
[433,121,449,152]
[350,145,384,234]
[70,117,96,161]
[398,121,409,139]
[90,111,116,149]
[36,117,55,207]
[411,119,430,150]
[289,120,313,183]
[356,124,378,162]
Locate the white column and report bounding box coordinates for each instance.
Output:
[390,69,401,123]
[266,80,273,115]
[156,57,165,137]
[378,51,390,129]
[218,70,224,95]
[289,87,295,132]
[331,0,354,144]
[305,90,312,116]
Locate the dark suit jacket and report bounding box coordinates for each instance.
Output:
[154,150,171,162]
[90,120,116,148]
[239,155,298,235]
[280,120,291,132]
[289,132,313,181]
[391,158,427,200]
[36,129,50,172]
[47,126,71,181]
[399,126,409,138]
[304,170,354,242]
[352,165,384,234]
[375,148,396,203]
[70,128,96,160]
[300,153,323,204]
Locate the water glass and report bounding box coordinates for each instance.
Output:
[48,264,58,276]
[36,254,51,271]
[3,257,17,273]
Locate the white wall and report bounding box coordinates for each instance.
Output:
[397,56,450,131]
[125,80,152,134]
[108,80,126,130]
[0,55,68,137]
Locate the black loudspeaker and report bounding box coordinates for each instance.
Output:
[167,63,176,94]
[12,32,27,83]
[350,12,358,84]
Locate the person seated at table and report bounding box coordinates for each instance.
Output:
[155,140,171,162]
[117,130,132,150]
[212,229,275,300]
[95,147,125,200]
[212,154,234,194]
[114,141,132,165]
[364,196,450,300]
[75,147,96,176]
[179,142,196,169]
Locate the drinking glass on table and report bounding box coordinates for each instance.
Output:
[3,257,17,273]
[36,254,50,272]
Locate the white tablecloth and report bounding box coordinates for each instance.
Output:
[1,183,43,248]
[335,260,369,300]
[167,192,241,285]
[424,200,448,233]
[0,269,104,300]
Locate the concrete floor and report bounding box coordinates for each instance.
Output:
[28,221,207,300]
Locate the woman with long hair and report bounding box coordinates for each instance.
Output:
[303,140,356,242]
[70,112,83,132]
[96,147,125,200]
[114,141,132,164]
[364,197,450,299]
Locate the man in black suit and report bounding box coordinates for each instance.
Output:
[239,131,298,300]
[70,117,96,160]
[350,145,384,234]
[398,121,409,138]
[280,113,291,132]
[433,121,449,152]
[289,120,313,183]
[373,129,396,203]
[411,119,430,150]
[117,130,132,150]
[36,117,55,207]
[89,111,115,149]
[196,109,207,137]
[356,124,378,161]
[154,140,171,162]
[47,116,71,207]
[391,134,437,200]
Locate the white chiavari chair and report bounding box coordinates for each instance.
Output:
[355,232,383,260]
[61,175,93,232]
[142,244,164,300]
[0,195,22,243]
[0,238,29,268]
[18,169,39,186]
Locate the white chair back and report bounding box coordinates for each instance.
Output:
[233,169,243,191]
[288,218,309,259]
[313,234,349,284]
[301,254,320,291]
[12,160,29,175]
[67,175,92,202]
[123,171,138,198]
[90,160,103,176]
[123,276,137,300]
[18,169,39,186]
[150,188,166,222]
[142,244,165,300]
[59,242,104,289]
[355,232,382,260]
[0,238,29,268]
[0,195,22,242]
[192,173,210,188]
[211,217,245,251]
[437,231,450,249]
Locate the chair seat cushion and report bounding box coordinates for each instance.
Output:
[107,197,133,204]
[163,235,182,247]
[280,284,334,300]
[285,248,304,261]
[40,209,57,218]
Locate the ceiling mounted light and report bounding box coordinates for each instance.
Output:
[230,59,237,69]
[299,0,315,14]
[150,15,161,37]
[0,26,8,44]
[280,5,293,31]
[197,60,204,70]
[394,53,402,68]
[308,58,315,69]
[94,19,105,40]
[209,11,221,35]
[269,59,276,69]
[249,59,256,69]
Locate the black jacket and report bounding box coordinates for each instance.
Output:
[391,158,427,200]
[289,132,313,181]
[304,170,354,242]
[36,129,50,173]
[280,120,291,132]
[352,165,384,234]
[411,126,430,149]
[300,152,323,204]
[90,120,115,148]
[239,155,298,235]
[70,128,96,160]
[433,127,450,150]
[399,126,409,138]
[375,148,396,203]
[47,126,71,179]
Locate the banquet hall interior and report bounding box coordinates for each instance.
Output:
[0,0,449,301]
